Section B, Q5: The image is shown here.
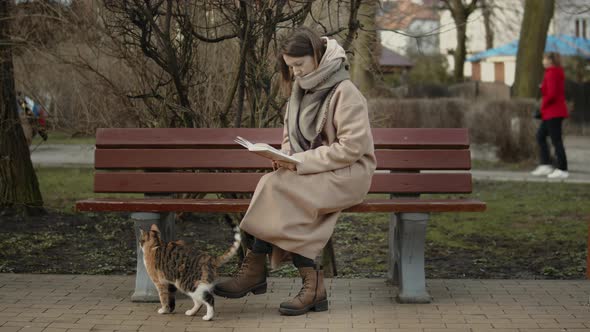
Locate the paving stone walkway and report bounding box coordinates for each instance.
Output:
[1,274,590,332]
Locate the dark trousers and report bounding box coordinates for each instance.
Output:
[252,238,315,268]
[536,118,568,171]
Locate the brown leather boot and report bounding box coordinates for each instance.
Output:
[213,250,267,298]
[279,267,328,316]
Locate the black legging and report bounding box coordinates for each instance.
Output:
[536,117,568,171]
[252,238,315,268]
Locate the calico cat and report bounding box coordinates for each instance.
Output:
[139,224,241,321]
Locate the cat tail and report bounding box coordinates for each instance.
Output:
[215,226,241,267]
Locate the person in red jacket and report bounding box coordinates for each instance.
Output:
[531,52,569,179]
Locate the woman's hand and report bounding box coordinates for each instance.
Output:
[272,160,296,171]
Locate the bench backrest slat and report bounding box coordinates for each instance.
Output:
[94,172,473,194]
[96,128,469,149]
[95,149,471,170]
[93,127,474,195]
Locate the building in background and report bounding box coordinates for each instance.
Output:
[378,46,414,85]
[438,0,524,83]
[467,35,590,85]
[553,0,590,38]
[439,0,590,85]
[377,0,440,56]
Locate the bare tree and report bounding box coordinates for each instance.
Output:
[101,0,212,128]
[350,0,378,95]
[231,1,313,128]
[555,0,590,16]
[481,0,494,49]
[440,0,479,81]
[512,0,554,98]
[0,0,44,216]
[95,0,365,130]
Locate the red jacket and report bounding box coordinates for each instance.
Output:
[540,66,568,120]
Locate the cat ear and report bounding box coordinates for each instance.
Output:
[139,229,145,238]
[150,224,161,233]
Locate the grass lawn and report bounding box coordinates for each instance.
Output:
[1,167,587,278]
[337,181,589,279]
[31,130,96,145]
[471,159,536,171]
[35,167,142,213]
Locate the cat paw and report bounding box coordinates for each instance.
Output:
[157,308,171,314]
[202,314,214,321]
[185,304,201,316]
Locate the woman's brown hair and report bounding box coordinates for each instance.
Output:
[277,27,326,96]
[544,52,562,67]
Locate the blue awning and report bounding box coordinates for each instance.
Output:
[467,34,590,62]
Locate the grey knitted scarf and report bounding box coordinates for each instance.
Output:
[287,38,350,153]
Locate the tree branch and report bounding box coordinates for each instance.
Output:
[191,30,238,42]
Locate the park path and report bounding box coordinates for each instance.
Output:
[1,274,590,332]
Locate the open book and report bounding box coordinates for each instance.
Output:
[234,136,301,164]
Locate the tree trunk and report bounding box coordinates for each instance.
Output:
[452,8,467,81]
[482,0,494,49]
[342,0,361,52]
[0,1,44,216]
[513,0,554,98]
[350,0,377,95]
[453,22,467,81]
[234,4,251,128]
[445,0,478,81]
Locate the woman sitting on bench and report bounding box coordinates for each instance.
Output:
[214,26,376,316]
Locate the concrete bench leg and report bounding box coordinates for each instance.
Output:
[387,212,432,303]
[131,211,175,302]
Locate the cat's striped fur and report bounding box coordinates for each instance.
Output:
[139,224,241,320]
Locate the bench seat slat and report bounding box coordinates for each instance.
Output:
[95,149,471,170]
[76,198,486,213]
[96,128,469,149]
[94,172,474,194]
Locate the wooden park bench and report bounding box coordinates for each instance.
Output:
[75,128,486,304]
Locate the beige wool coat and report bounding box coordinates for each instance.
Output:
[239,79,376,264]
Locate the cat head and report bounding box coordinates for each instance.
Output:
[139,224,162,252]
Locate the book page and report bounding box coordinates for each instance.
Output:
[252,143,274,150]
[234,136,300,164]
[234,136,253,149]
[252,150,300,164]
